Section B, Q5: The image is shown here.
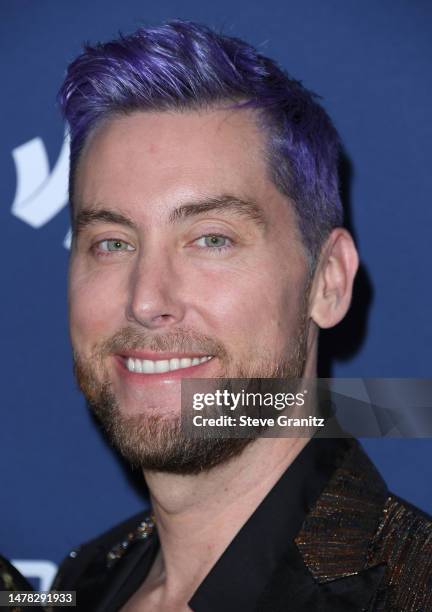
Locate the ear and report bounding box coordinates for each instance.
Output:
[309,229,359,329]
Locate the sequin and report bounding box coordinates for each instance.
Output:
[106,514,156,568]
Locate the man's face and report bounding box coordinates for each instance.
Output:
[69,108,312,472]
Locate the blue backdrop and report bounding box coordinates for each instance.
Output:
[1,0,431,588]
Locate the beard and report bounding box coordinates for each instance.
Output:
[73,289,311,475]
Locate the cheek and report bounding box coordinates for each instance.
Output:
[187,257,305,350]
[68,263,127,349]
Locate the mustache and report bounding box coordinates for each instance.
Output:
[95,326,229,359]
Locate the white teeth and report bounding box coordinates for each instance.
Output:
[142,360,155,374]
[126,355,212,374]
[155,360,169,373]
[170,358,180,370]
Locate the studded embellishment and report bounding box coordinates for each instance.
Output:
[106,514,156,568]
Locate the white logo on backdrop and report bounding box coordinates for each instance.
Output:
[11,559,58,591]
[10,133,71,248]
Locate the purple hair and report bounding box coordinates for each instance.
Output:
[58,20,343,264]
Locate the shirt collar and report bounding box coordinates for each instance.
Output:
[189,436,351,612]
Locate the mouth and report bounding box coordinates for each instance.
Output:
[113,350,216,381]
[124,354,213,374]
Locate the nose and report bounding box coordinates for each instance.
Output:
[126,249,186,330]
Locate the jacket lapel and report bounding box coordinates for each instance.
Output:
[287,438,390,611]
[67,529,158,612]
[257,538,386,611]
[93,535,157,612]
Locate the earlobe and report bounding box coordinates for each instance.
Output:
[310,229,359,329]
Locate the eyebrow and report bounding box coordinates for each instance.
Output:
[73,209,137,235]
[168,195,268,229]
[73,194,268,235]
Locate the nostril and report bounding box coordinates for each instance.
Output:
[156,314,172,321]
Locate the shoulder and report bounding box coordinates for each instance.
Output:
[343,440,432,607]
[52,510,153,591]
[296,438,432,609]
[0,554,34,591]
[369,492,432,610]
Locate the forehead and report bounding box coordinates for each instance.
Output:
[74,108,295,230]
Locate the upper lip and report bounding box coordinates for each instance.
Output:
[118,350,213,360]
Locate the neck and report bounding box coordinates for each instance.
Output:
[143,435,310,600]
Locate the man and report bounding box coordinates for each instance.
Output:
[53,20,432,611]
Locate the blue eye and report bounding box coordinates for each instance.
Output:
[195,235,231,249]
[98,239,134,252]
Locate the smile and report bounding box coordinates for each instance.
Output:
[125,355,213,374]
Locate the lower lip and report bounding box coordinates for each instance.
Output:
[114,355,215,384]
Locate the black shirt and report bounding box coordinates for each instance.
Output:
[108,435,351,611]
[190,436,350,611]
